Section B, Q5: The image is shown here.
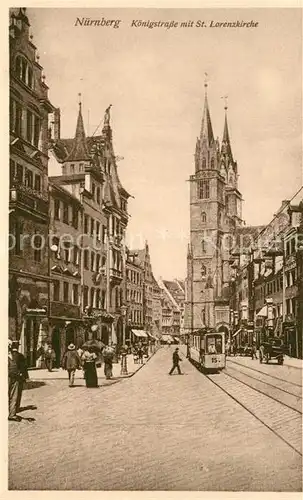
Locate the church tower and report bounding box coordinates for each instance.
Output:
[186,81,226,331]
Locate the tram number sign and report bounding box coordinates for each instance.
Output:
[211,357,217,363]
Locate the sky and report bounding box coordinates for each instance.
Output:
[28,8,302,280]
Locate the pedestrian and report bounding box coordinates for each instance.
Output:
[251,342,258,360]
[62,343,81,387]
[44,345,56,372]
[8,339,29,421]
[169,347,183,375]
[259,343,265,363]
[82,347,98,387]
[102,345,114,379]
[137,345,144,364]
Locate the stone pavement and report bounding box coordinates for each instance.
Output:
[28,353,150,382]
[9,347,302,491]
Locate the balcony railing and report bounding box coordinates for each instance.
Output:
[10,185,48,215]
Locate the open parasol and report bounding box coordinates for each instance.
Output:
[82,339,105,351]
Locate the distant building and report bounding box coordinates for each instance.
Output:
[125,249,144,343]
[159,279,185,338]
[9,8,54,367]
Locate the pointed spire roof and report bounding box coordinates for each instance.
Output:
[221,104,233,162]
[65,97,90,162]
[200,81,214,147]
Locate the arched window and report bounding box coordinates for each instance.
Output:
[15,54,34,89]
[202,157,207,169]
[201,211,207,223]
[201,264,207,277]
[211,158,215,169]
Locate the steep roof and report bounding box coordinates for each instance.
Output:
[200,85,214,146]
[65,103,90,162]
[221,110,233,162]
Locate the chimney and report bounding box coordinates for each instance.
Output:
[54,108,61,141]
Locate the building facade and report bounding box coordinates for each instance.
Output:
[9,8,54,367]
[49,102,130,348]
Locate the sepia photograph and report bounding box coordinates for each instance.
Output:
[7,5,302,492]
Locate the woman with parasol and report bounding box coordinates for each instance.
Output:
[102,343,115,380]
[81,334,104,387]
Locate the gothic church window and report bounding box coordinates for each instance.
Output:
[201,264,207,277]
[202,157,207,169]
[201,211,207,223]
[197,180,210,199]
[211,158,215,169]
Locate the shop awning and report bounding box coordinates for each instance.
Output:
[256,305,267,317]
[161,334,174,342]
[232,329,242,338]
[132,329,148,338]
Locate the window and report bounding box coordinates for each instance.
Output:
[197,180,210,199]
[72,284,79,305]
[286,241,290,256]
[291,269,296,286]
[273,281,276,294]
[34,174,41,192]
[96,254,101,272]
[90,288,95,308]
[90,218,94,237]
[26,110,33,143]
[102,225,106,243]
[91,252,95,272]
[15,55,34,88]
[96,187,100,204]
[10,160,15,186]
[72,206,78,229]
[33,233,43,262]
[211,158,215,169]
[291,238,296,254]
[73,246,79,265]
[92,183,96,200]
[201,212,207,223]
[64,245,71,264]
[83,286,89,308]
[202,158,207,169]
[201,238,206,253]
[63,203,69,224]
[101,290,106,309]
[96,221,100,241]
[286,298,291,315]
[70,164,75,174]
[25,169,33,188]
[115,288,119,308]
[277,278,280,292]
[96,289,100,309]
[54,199,60,220]
[280,276,283,289]
[10,99,22,136]
[53,281,60,301]
[84,215,89,234]
[15,221,23,256]
[16,163,23,183]
[84,249,89,269]
[63,282,69,303]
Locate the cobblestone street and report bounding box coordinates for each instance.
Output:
[9,347,302,491]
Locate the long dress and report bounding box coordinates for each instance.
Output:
[82,351,98,388]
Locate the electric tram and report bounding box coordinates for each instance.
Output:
[188,328,226,372]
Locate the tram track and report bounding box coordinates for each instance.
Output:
[227,358,302,389]
[206,371,302,456]
[187,355,302,457]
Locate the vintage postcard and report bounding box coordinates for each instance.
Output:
[6,4,303,495]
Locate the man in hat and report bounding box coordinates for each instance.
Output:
[169,347,183,375]
[8,339,29,421]
[61,343,81,387]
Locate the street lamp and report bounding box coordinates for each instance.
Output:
[120,305,128,375]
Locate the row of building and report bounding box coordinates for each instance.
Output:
[183,78,303,358]
[8,9,185,368]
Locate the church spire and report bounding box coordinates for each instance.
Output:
[221,97,233,162]
[200,75,214,146]
[65,94,90,162]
